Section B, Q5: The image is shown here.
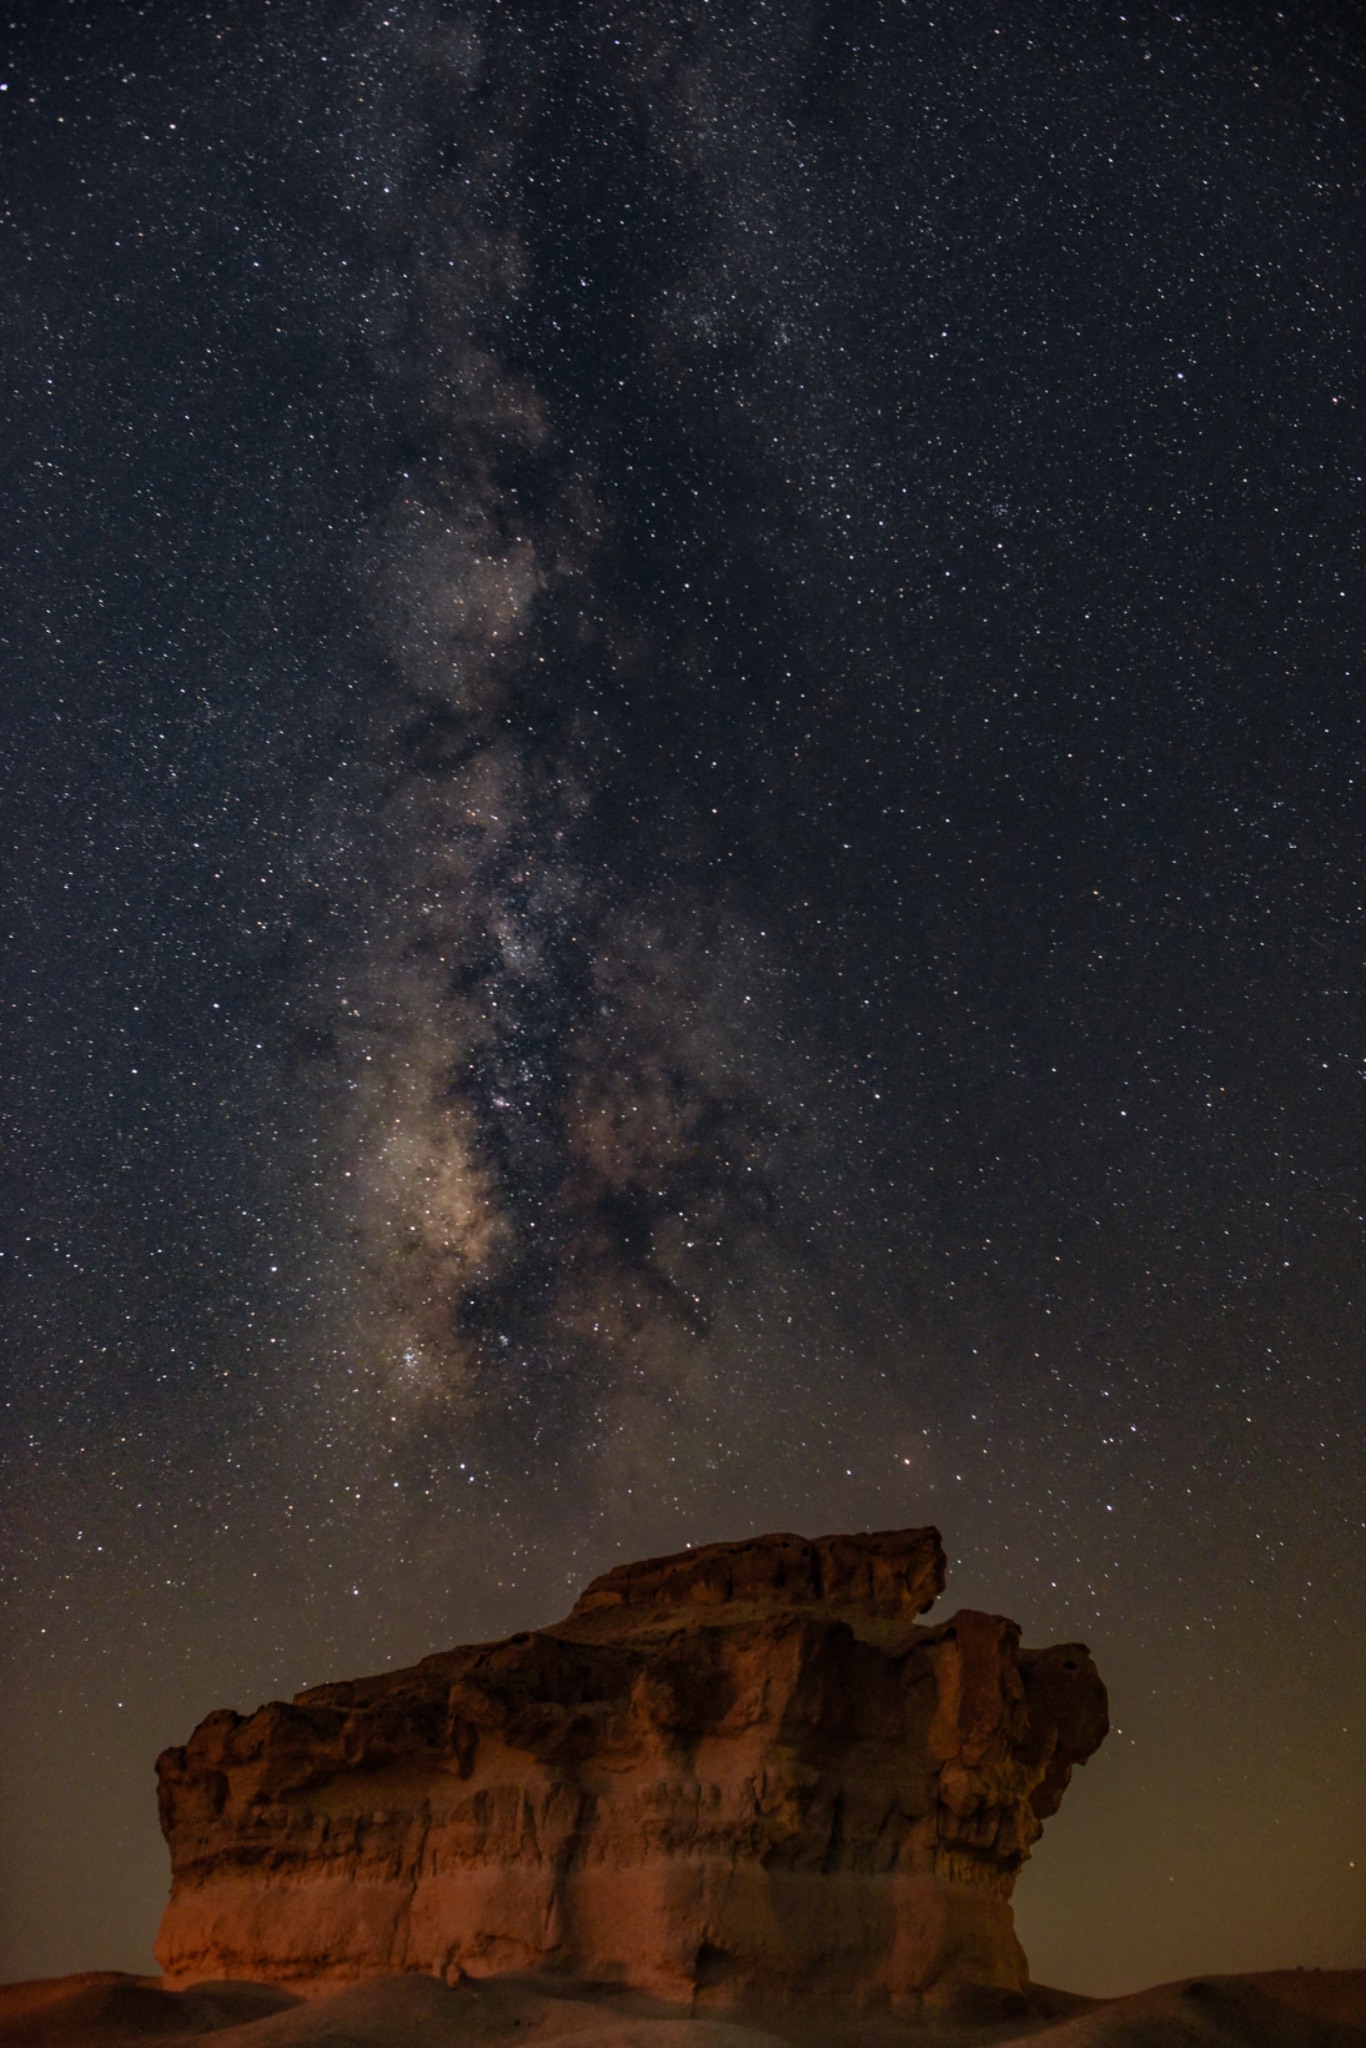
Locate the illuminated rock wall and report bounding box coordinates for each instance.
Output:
[155,1528,1107,2019]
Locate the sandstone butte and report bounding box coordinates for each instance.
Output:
[154,1528,1108,2021]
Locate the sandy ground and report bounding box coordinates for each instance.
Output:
[0,1967,1361,2048]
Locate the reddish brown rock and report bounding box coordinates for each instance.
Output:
[154,1529,1107,2019]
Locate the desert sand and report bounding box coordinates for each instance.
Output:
[0,1965,1362,2048]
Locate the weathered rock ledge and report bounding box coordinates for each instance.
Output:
[154,1528,1107,2018]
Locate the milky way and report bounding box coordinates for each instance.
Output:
[2,0,1363,1999]
[287,11,821,1471]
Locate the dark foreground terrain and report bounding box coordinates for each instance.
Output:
[1,1968,1362,2048]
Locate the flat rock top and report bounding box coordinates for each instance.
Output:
[557,1528,947,1642]
[295,1527,951,1710]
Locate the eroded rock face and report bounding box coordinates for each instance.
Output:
[154,1529,1107,2018]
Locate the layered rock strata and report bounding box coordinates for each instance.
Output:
[155,1528,1107,2017]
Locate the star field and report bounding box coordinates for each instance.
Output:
[1,0,1363,1998]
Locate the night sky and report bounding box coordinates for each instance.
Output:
[2,0,1363,1999]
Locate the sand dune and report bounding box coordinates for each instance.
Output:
[996,1975,1366,2048]
[0,1973,297,2045]
[1,1969,1361,2048]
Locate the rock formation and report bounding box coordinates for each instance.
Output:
[154,1528,1107,2019]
